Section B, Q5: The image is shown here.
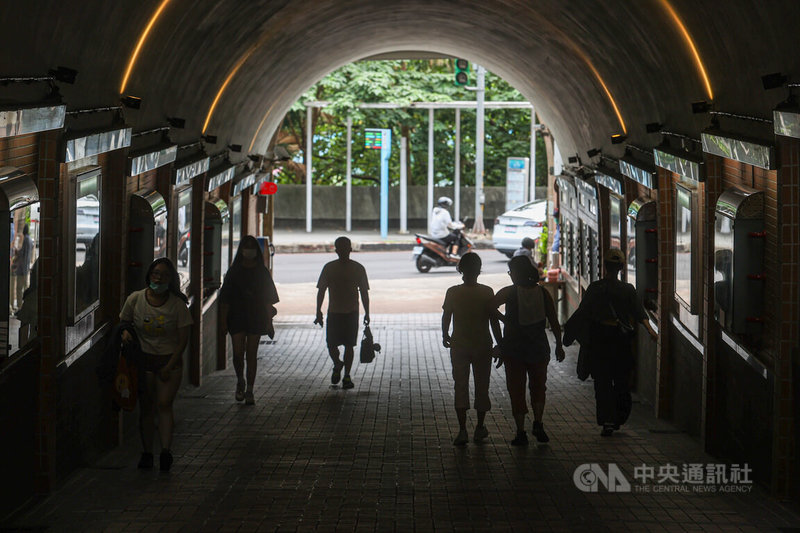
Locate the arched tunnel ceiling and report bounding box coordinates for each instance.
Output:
[2,0,799,160]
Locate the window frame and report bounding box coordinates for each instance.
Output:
[175,184,192,291]
[67,167,102,325]
[674,183,699,314]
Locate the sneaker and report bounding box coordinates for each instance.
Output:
[342,376,354,390]
[511,431,528,446]
[532,421,550,443]
[244,391,255,405]
[235,379,245,402]
[137,452,153,469]
[453,429,468,446]
[601,423,615,437]
[473,425,489,443]
[159,450,173,472]
[331,362,344,384]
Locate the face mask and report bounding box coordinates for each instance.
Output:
[242,249,257,259]
[149,281,169,294]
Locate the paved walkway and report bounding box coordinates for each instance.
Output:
[10,315,800,532]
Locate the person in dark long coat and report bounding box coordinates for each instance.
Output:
[564,248,657,436]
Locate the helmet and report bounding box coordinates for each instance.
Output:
[437,196,453,208]
[605,247,626,265]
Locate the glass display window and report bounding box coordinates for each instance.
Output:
[176,186,192,288]
[675,184,697,312]
[69,168,102,324]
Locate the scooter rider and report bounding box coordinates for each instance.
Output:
[430,196,460,258]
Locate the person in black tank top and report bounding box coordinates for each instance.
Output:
[491,256,565,446]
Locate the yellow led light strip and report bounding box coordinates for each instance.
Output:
[579,52,627,135]
[202,44,261,133]
[248,102,277,152]
[529,14,628,135]
[658,0,714,100]
[119,0,172,94]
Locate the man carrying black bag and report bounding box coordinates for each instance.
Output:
[564,248,657,436]
[315,237,371,390]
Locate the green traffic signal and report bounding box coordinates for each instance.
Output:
[454,58,469,86]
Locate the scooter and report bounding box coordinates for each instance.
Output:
[412,222,473,273]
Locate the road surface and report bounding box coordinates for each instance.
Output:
[272,249,516,315]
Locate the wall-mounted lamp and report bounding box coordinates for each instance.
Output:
[762,72,788,90]
[49,66,78,84]
[645,122,663,133]
[265,145,292,162]
[586,148,601,158]
[121,95,142,109]
[610,133,627,144]
[202,134,218,144]
[228,144,242,153]
[567,155,581,165]
[167,116,186,129]
[692,101,712,114]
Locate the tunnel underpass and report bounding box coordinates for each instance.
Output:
[0,0,799,527]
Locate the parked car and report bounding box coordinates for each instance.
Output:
[76,196,100,247]
[492,200,547,258]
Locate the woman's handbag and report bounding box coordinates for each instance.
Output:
[359,325,381,363]
[609,301,635,337]
[112,354,138,411]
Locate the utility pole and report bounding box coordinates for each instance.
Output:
[530,106,536,202]
[346,116,352,231]
[454,108,460,221]
[472,64,486,234]
[306,105,313,232]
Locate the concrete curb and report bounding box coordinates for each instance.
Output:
[274,240,495,254]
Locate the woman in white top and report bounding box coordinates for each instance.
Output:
[120,258,192,472]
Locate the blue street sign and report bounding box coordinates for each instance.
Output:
[367,128,392,238]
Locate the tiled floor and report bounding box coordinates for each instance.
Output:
[11,315,800,532]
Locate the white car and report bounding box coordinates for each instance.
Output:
[492,200,547,257]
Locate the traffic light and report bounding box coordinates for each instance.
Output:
[454,59,469,86]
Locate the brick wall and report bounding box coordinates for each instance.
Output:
[35,130,59,494]
[774,137,799,498]
[655,168,675,419]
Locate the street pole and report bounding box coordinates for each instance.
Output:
[379,129,391,239]
[427,107,434,232]
[530,106,537,202]
[306,105,313,232]
[400,135,408,233]
[455,107,461,221]
[473,65,486,234]
[346,116,352,232]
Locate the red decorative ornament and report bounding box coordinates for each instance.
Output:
[259,181,278,195]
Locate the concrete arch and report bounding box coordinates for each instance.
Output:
[2,1,799,158]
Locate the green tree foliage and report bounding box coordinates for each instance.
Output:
[274,60,547,188]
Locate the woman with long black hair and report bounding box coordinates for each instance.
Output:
[219,236,279,406]
[120,257,192,472]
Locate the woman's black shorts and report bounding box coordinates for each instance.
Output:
[326,312,358,347]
